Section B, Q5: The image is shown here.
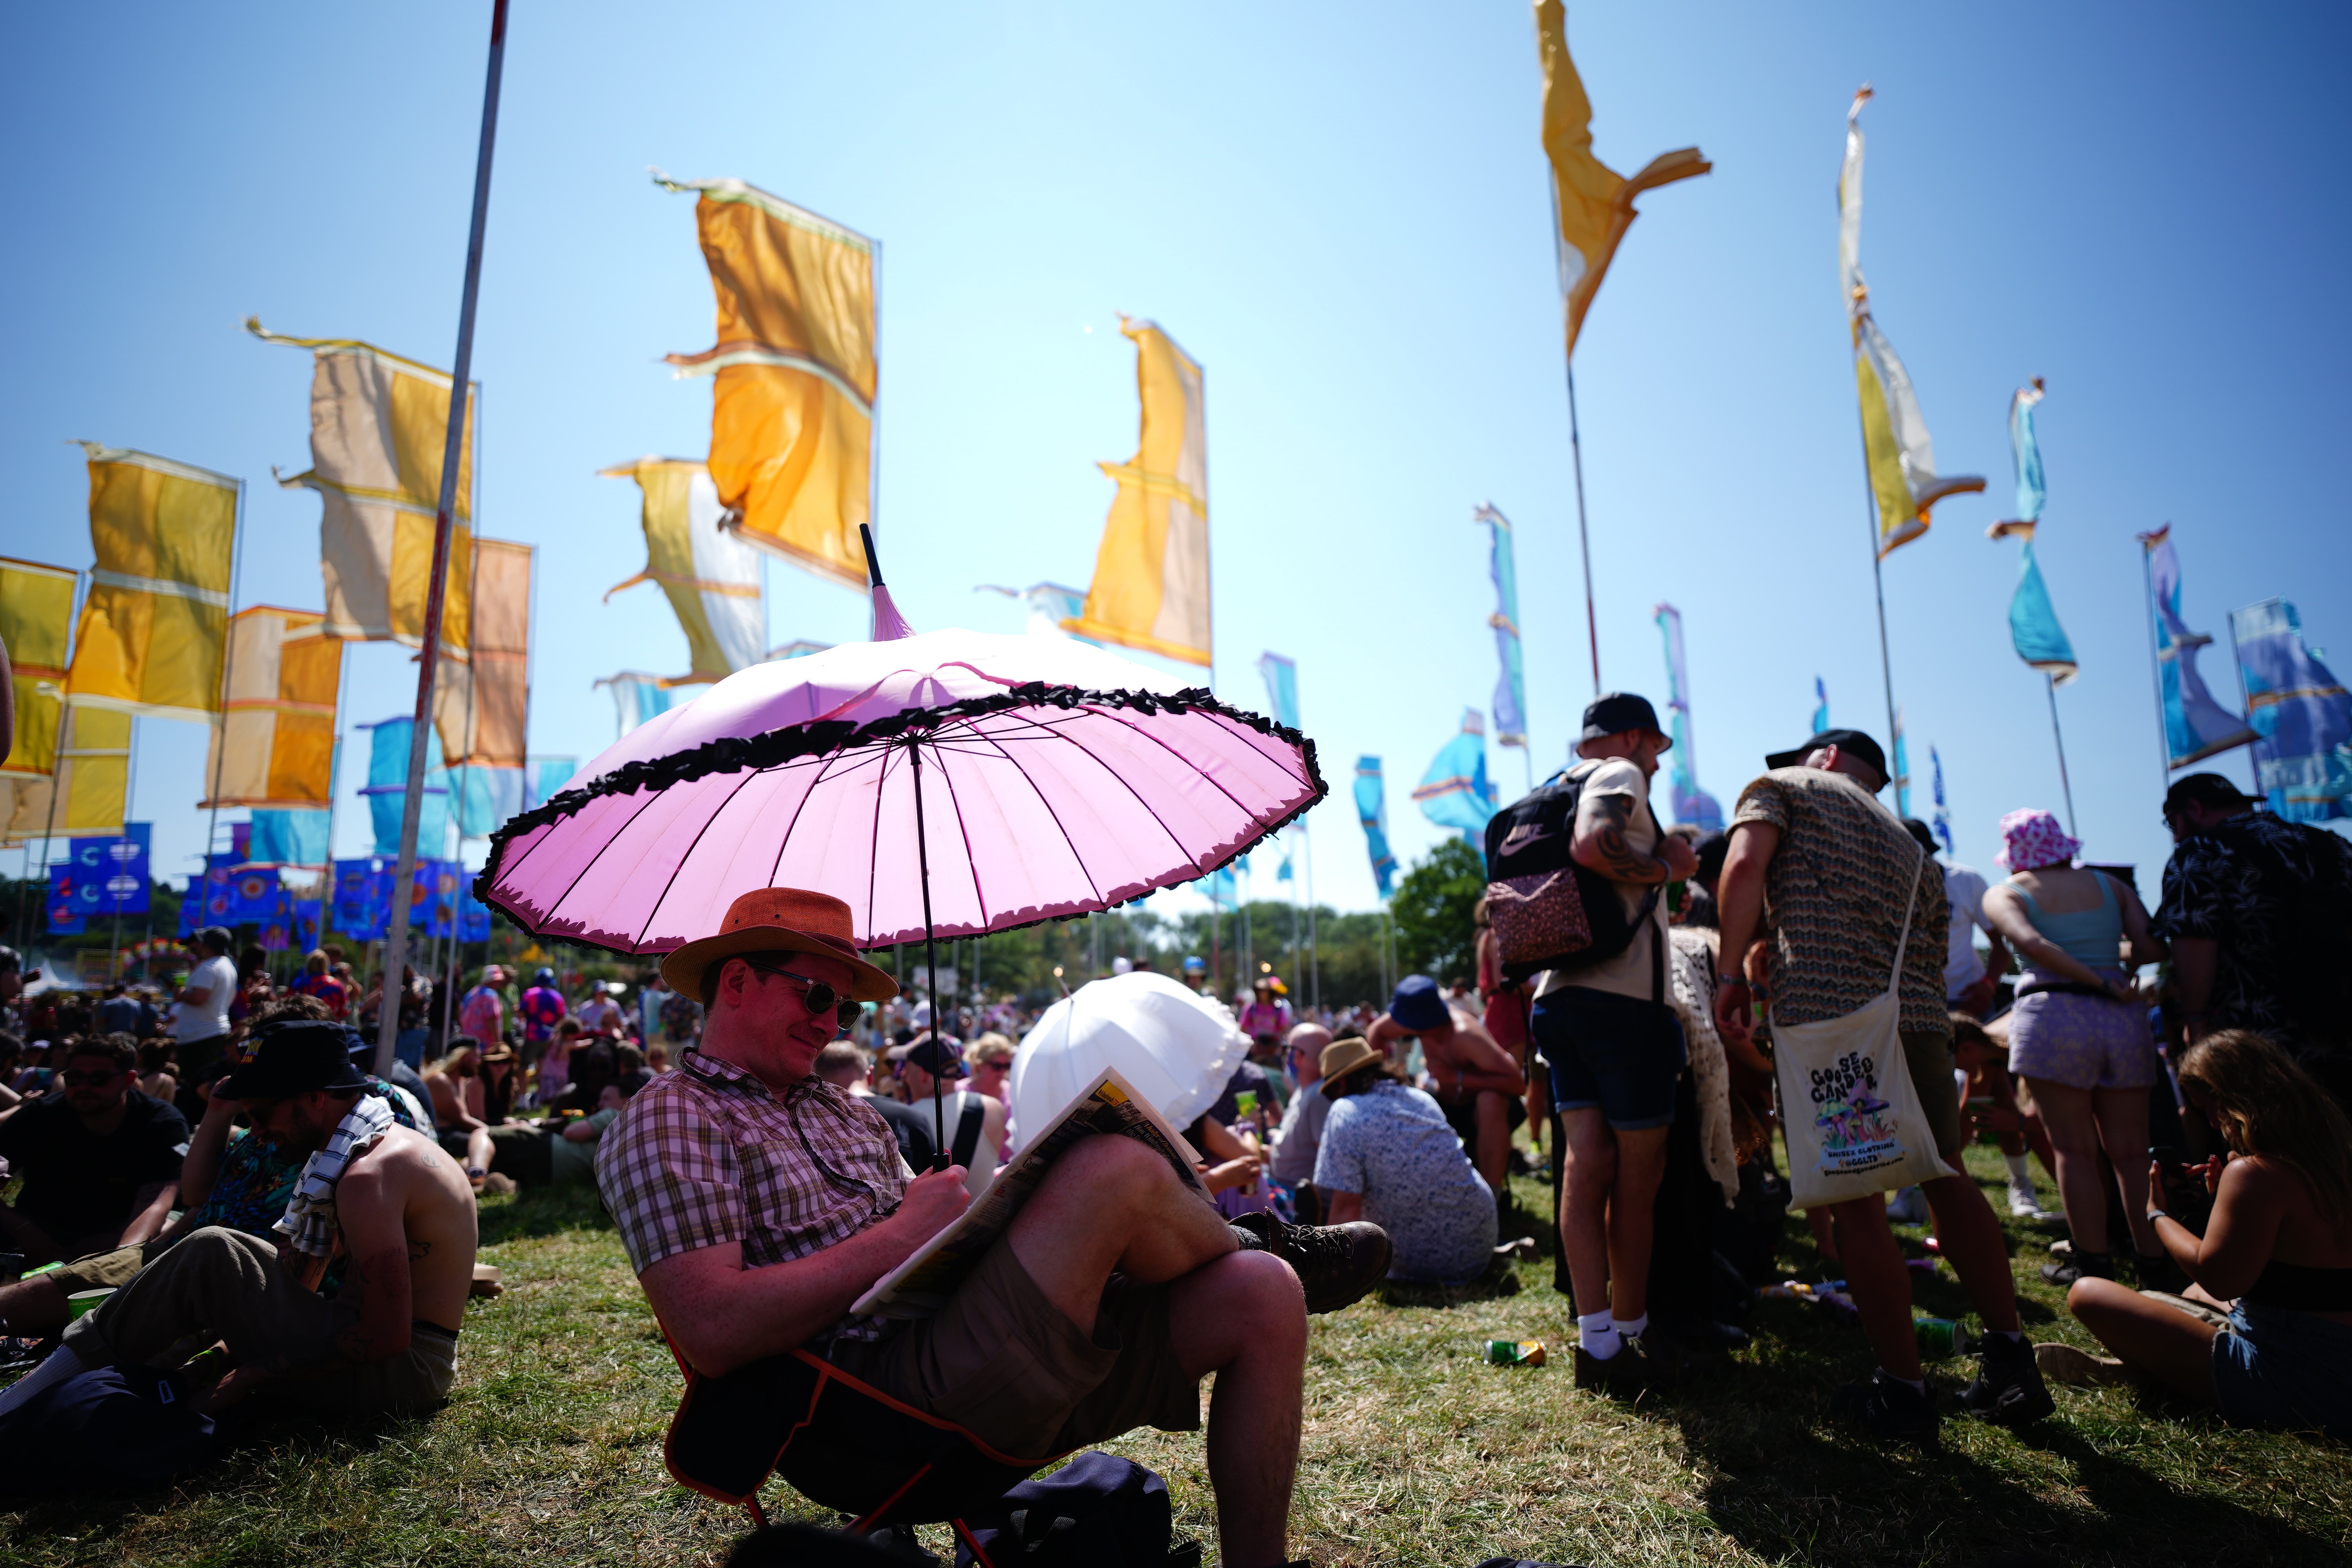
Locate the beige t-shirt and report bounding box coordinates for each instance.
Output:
[1537,757,1668,1002]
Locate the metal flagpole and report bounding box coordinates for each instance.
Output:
[1854,411,1900,758]
[205,488,247,869]
[1303,819,1319,1011]
[318,640,349,947]
[2044,674,2078,838]
[2139,537,2174,796]
[1565,366,1601,696]
[109,717,140,980]
[377,0,510,1076]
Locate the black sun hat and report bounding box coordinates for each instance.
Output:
[216,1020,370,1100]
[1765,728,1888,784]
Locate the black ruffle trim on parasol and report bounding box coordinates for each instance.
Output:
[473,682,1327,947]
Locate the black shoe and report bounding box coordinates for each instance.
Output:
[1572,1336,1654,1394]
[1959,1332,2056,1426]
[1228,1212,1391,1313]
[2040,1249,2112,1287]
[2133,1247,2189,1294]
[1828,1370,1940,1443]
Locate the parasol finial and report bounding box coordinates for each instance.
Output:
[860,523,916,640]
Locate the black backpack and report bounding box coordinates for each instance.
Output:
[1482,762,1661,986]
[955,1452,1201,1568]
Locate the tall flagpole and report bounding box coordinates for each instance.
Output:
[2138,535,2175,797]
[1854,410,1900,758]
[376,0,510,1075]
[1565,365,1601,696]
[2044,674,2077,837]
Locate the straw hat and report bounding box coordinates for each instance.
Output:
[1318,1036,1383,1098]
[659,887,901,1005]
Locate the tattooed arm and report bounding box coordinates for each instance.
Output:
[1571,791,1681,885]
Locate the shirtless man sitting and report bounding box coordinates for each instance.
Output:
[4,1018,477,1418]
[1365,974,1524,1200]
[599,889,1391,1568]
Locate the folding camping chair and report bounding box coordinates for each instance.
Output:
[657,1328,1068,1563]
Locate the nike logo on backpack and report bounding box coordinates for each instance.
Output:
[1499,823,1557,855]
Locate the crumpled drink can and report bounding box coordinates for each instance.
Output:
[1485,1339,1546,1366]
[1914,1315,1976,1358]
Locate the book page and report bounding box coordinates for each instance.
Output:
[850,1065,1210,1319]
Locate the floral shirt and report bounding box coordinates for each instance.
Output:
[2153,812,2352,1044]
[180,1078,425,1243]
[519,986,566,1044]
[459,985,504,1048]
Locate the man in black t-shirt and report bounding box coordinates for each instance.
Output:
[0,1033,188,1264]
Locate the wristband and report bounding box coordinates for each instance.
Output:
[2147,1209,2170,1225]
[1716,973,1745,988]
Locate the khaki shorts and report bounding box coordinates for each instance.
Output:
[40,1241,160,1296]
[1900,1029,1966,1162]
[829,1237,1199,1459]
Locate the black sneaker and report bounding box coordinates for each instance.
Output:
[1959,1332,2056,1426]
[1228,1212,1391,1312]
[1572,1337,1647,1394]
[1828,1369,1940,1443]
[2040,1250,2112,1287]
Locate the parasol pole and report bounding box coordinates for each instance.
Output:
[375,0,510,1075]
[909,735,946,1171]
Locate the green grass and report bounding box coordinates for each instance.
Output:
[6,1149,2350,1566]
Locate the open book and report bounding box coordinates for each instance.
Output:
[851,1066,1210,1319]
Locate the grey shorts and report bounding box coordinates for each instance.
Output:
[829,1236,1199,1459]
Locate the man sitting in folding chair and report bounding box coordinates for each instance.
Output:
[597,888,1392,1568]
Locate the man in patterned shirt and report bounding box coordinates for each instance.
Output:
[597,888,1387,1568]
[1711,729,2051,1441]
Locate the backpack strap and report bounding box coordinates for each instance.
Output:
[951,1094,987,1172]
[1888,844,1926,993]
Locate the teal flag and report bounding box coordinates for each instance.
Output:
[1412,709,1497,845]
[1355,756,1397,897]
[1475,505,1526,748]
[2009,539,2078,683]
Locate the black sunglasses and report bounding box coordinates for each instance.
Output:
[60,1068,126,1086]
[740,960,861,1030]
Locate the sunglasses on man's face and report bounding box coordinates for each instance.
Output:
[60,1069,125,1087]
[741,961,862,1030]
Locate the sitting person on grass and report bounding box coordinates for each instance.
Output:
[467,1078,642,1192]
[596,888,1392,1568]
[2050,1030,2352,1440]
[1311,1035,1497,1287]
[1365,975,1523,1207]
[0,1001,428,1339]
[0,1033,186,1267]
[0,1017,477,1419]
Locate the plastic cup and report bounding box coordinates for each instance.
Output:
[65,1289,114,1321]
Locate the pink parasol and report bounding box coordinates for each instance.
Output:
[478,537,1321,1000]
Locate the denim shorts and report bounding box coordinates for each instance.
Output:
[2211,1299,2352,1441]
[1531,985,1684,1131]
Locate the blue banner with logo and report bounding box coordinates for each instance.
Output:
[332,857,396,942]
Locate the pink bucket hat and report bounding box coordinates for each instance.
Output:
[1996,808,2081,871]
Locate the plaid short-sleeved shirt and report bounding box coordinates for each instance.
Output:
[1730,766,1950,1035]
[596,1047,912,1343]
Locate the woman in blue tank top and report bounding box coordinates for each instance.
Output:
[1980,809,2165,1288]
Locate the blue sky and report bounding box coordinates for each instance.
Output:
[5,1,2346,915]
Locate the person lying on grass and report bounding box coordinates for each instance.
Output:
[0,1016,477,1419]
[2051,1030,2352,1440]
[597,887,1393,1568]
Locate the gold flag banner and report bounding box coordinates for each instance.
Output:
[1063,318,1212,667]
[248,319,475,650]
[660,175,875,590]
[0,556,78,778]
[434,537,531,768]
[1535,0,1709,359]
[201,606,341,809]
[1838,90,1983,556]
[599,457,764,679]
[62,445,237,724]
[1,702,134,846]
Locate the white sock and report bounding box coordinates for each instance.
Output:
[1610,1312,1650,1342]
[2003,1152,2034,1188]
[1577,1310,1621,1360]
[0,1344,85,1417]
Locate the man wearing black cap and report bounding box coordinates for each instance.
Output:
[1528,693,1697,1388]
[3,1018,478,1419]
[1711,729,2050,1440]
[889,1033,1005,1202]
[2156,772,2352,1087]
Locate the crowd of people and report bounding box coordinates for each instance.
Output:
[0,691,2347,1566]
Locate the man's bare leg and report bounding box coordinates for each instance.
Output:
[1008,1134,1302,1567]
[1558,1108,1617,1316]
[0,1274,69,1338]
[1826,1197,1922,1380]
[1920,1172,2023,1336]
[1601,1125,1670,1323]
[1474,1091,1509,1196]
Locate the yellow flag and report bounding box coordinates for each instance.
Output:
[1535,0,1710,358]
[248,320,475,650]
[433,537,532,768]
[3,702,135,845]
[1838,90,1984,556]
[599,458,765,679]
[0,556,78,778]
[1063,319,1212,667]
[62,445,238,725]
[200,607,342,809]
[661,177,876,591]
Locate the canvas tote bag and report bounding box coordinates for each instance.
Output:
[1770,842,1957,1210]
